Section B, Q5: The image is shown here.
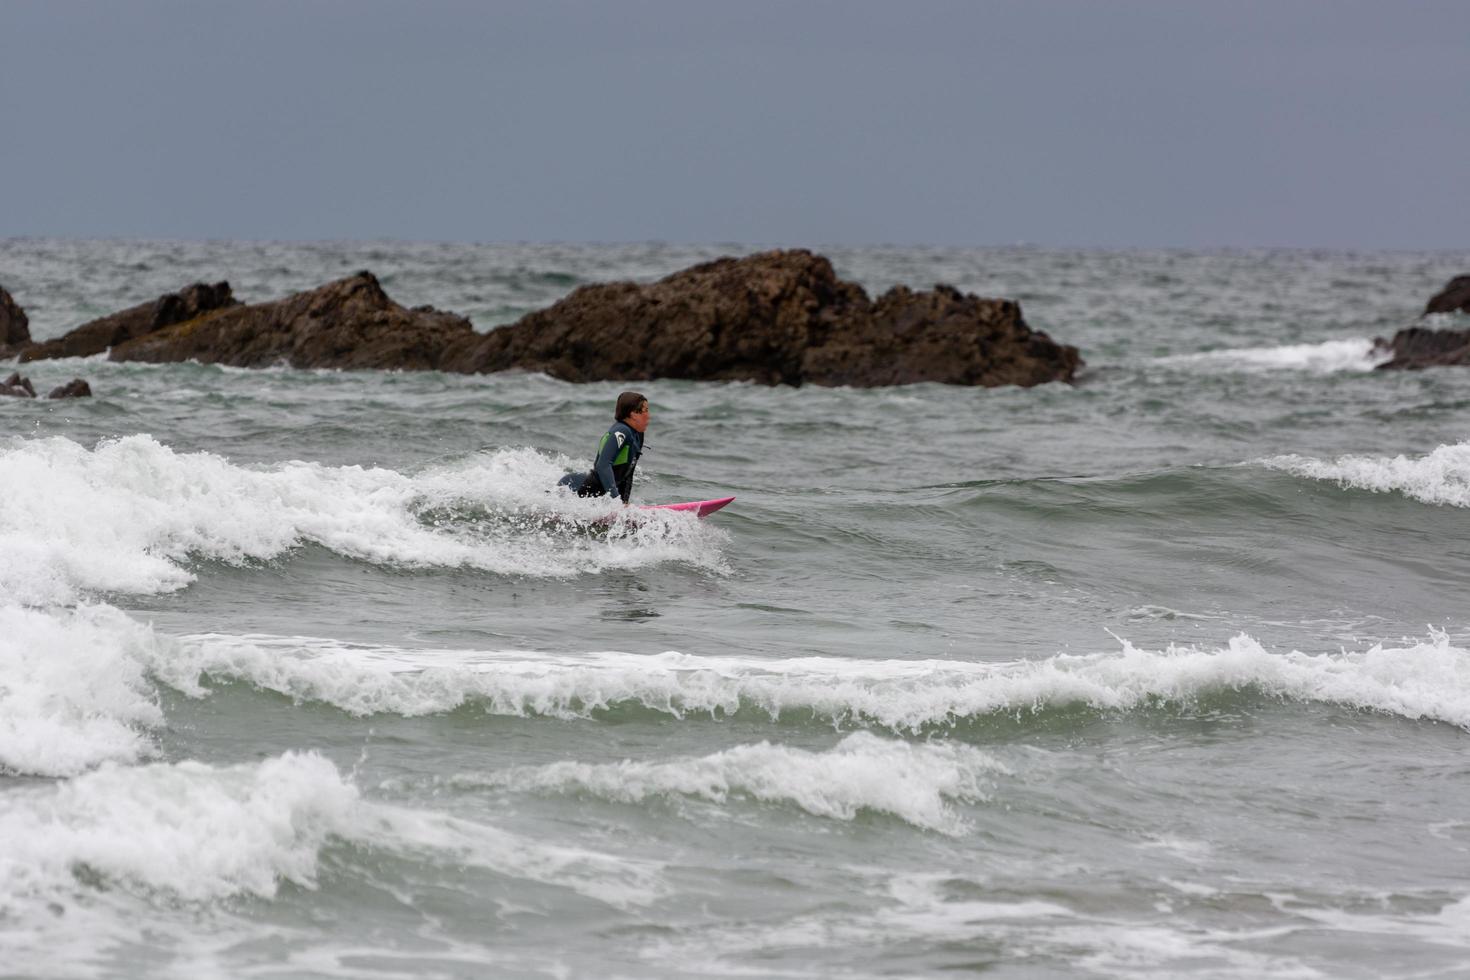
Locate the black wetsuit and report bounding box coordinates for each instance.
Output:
[559,420,643,503]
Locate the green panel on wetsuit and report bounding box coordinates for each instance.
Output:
[599,432,630,465]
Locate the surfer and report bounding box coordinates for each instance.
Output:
[558,391,649,504]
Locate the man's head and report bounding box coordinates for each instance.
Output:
[616,390,650,433]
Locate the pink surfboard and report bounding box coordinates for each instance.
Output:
[639,496,735,518]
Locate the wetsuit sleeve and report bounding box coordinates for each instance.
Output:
[592,431,622,498]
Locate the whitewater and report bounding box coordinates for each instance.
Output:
[3,239,1470,978]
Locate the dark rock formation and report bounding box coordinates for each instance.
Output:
[439,250,1081,387]
[1,372,36,398]
[37,251,1082,388]
[47,378,92,399]
[1424,275,1470,316]
[21,281,237,362]
[1374,325,1470,371]
[0,372,93,399]
[1372,275,1470,369]
[0,286,30,356]
[108,272,475,369]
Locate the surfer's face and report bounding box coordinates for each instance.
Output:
[626,402,650,433]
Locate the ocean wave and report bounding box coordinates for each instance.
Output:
[445,732,1011,835]
[160,628,1470,732]
[0,434,726,604]
[19,601,1470,786]
[1261,441,1470,507]
[0,751,664,913]
[1154,337,1388,374]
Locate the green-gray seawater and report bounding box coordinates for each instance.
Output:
[3,240,1470,978]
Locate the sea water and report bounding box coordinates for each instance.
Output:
[3,239,1470,978]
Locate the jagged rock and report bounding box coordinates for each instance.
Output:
[0,286,30,357]
[439,249,1081,387]
[1,371,37,398]
[1374,325,1470,371]
[109,272,475,369]
[47,378,92,399]
[83,251,1081,388]
[1424,275,1470,316]
[21,281,237,362]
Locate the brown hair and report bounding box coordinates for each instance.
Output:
[615,391,648,422]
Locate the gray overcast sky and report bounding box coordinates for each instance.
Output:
[3,0,1467,248]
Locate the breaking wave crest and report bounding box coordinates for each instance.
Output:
[0,605,163,777]
[162,629,1470,732]
[0,434,727,605]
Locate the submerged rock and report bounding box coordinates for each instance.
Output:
[1,371,36,398]
[21,281,237,362]
[0,286,30,357]
[108,271,475,369]
[0,372,90,399]
[47,378,92,399]
[441,249,1081,387]
[1424,275,1470,316]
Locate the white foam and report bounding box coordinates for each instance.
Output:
[0,434,725,605]
[0,751,664,914]
[1156,337,1389,374]
[874,875,1324,978]
[1261,441,1470,507]
[452,732,1010,835]
[0,752,357,905]
[1263,891,1470,950]
[160,628,1470,733]
[0,604,164,777]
